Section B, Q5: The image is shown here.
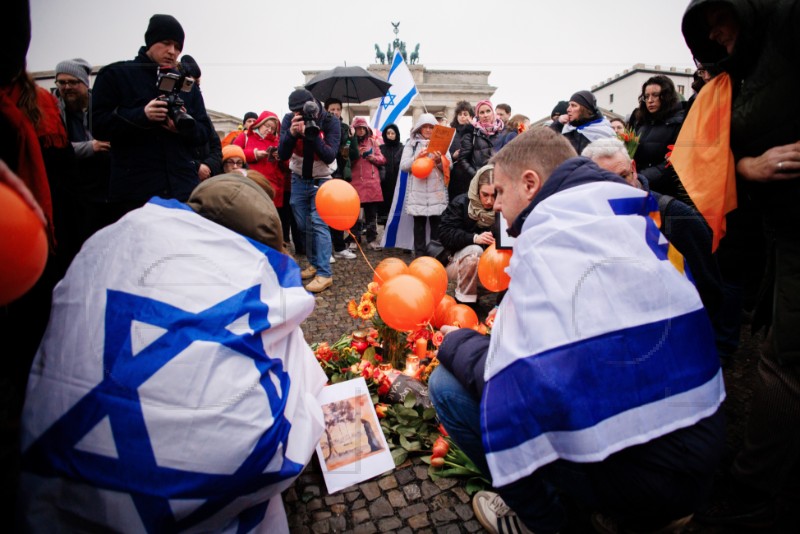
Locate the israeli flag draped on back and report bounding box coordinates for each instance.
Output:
[482,181,725,488]
[372,51,417,132]
[20,199,327,533]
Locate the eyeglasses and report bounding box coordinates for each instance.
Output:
[643,92,661,101]
[55,79,82,88]
[224,159,245,167]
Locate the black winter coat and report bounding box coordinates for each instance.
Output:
[92,47,211,203]
[458,124,501,180]
[379,140,403,217]
[439,193,488,254]
[633,103,685,199]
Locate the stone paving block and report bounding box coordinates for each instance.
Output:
[432,477,458,490]
[378,517,403,531]
[351,498,366,510]
[398,502,429,520]
[413,465,430,480]
[330,504,346,515]
[325,494,345,505]
[307,498,323,512]
[454,503,473,521]
[313,510,332,521]
[330,514,347,532]
[420,480,442,499]
[368,496,394,518]
[451,487,470,504]
[430,508,458,525]
[351,507,371,525]
[463,519,483,532]
[311,520,330,533]
[402,483,421,502]
[345,491,360,502]
[397,528,413,534]
[395,467,416,485]
[352,522,378,534]
[378,474,399,490]
[387,489,408,508]
[434,525,461,534]
[407,513,430,529]
[359,481,381,501]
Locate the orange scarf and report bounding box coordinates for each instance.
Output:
[670,73,736,252]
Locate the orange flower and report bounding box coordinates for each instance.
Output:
[431,331,445,347]
[347,299,359,319]
[315,342,332,362]
[358,299,376,320]
[361,291,375,302]
[375,404,389,419]
[367,282,380,296]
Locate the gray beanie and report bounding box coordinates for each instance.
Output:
[55,58,92,87]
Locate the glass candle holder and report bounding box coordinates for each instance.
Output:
[404,354,420,376]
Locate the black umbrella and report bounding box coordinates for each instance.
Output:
[305,66,392,104]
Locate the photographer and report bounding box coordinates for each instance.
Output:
[278,89,340,293]
[92,14,211,222]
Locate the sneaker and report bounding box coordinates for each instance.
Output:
[367,241,382,251]
[334,249,357,260]
[300,266,317,280]
[305,275,332,293]
[472,491,533,534]
[330,255,336,264]
[694,497,776,529]
[591,511,693,534]
[348,241,359,250]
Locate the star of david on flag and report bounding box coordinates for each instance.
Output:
[372,52,417,132]
[20,199,326,532]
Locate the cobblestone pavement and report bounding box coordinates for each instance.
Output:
[287,242,799,533]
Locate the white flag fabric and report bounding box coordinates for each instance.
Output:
[19,198,327,533]
[372,52,417,132]
[482,177,725,488]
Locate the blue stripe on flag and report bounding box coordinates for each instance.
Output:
[482,308,719,453]
[382,170,409,247]
[382,88,418,129]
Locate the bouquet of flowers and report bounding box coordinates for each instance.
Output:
[617,127,640,159]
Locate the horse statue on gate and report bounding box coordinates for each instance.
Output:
[374,44,386,64]
[410,44,420,65]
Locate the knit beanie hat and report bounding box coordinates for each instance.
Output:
[222,144,245,163]
[144,14,185,51]
[550,100,569,118]
[288,89,315,112]
[55,58,92,87]
[243,111,258,123]
[569,91,597,113]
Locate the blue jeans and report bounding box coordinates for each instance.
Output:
[290,174,332,278]
[428,366,723,532]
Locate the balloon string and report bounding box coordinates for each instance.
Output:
[348,230,378,277]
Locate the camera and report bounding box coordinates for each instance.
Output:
[302,100,320,139]
[156,68,196,132]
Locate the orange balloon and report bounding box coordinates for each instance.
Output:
[411,157,434,179]
[0,182,48,305]
[432,294,456,328]
[315,179,360,230]
[478,243,513,292]
[444,304,479,329]
[377,274,435,331]
[408,256,448,305]
[373,257,409,286]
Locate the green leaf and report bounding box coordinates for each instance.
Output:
[403,391,417,408]
[465,477,489,495]
[399,434,422,451]
[391,447,408,466]
[362,346,377,363]
[395,425,416,437]
[422,407,437,420]
[419,455,432,465]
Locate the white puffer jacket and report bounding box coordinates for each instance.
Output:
[400,113,450,217]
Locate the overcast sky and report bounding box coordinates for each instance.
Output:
[27,0,696,132]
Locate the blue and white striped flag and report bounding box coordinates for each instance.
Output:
[372,51,417,132]
[482,181,725,487]
[20,198,327,533]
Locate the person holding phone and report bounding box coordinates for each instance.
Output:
[349,117,385,249]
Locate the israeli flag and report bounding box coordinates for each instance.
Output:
[19,198,327,532]
[482,182,725,487]
[372,51,418,132]
[380,168,414,250]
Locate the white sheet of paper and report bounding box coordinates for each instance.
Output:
[315,378,394,494]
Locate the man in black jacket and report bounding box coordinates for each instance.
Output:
[92,14,211,222]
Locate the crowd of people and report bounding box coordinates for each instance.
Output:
[2,0,798,531]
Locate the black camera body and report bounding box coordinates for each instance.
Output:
[156,69,196,132]
[302,100,320,139]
